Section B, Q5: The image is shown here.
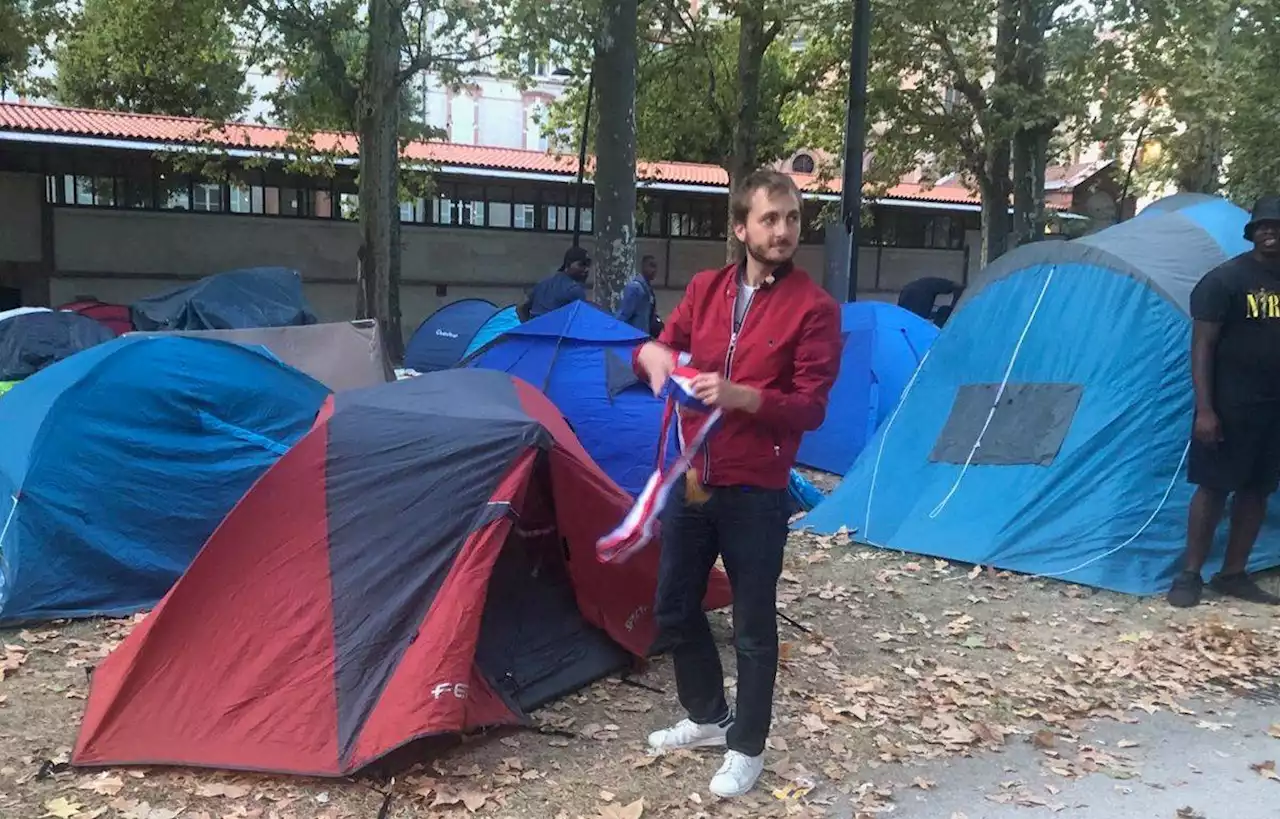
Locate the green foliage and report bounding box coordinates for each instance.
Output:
[0,0,62,96]
[54,0,249,120]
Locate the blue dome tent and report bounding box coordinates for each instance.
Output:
[799,194,1275,595]
[405,299,518,372]
[795,301,938,474]
[463,305,520,361]
[467,302,825,507]
[0,336,330,623]
[466,302,662,496]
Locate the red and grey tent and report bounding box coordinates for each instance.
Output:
[73,369,731,776]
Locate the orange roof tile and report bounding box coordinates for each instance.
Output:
[0,102,981,206]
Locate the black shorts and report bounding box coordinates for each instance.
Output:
[1188,403,1280,493]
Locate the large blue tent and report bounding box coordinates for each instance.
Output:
[796,301,938,474]
[0,336,330,623]
[405,299,519,372]
[800,194,1276,595]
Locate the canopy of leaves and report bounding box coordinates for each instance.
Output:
[54,0,250,120]
[1098,0,1280,203]
[783,0,1100,192]
[1,0,65,95]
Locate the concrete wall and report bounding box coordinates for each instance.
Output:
[48,207,832,333]
[0,170,972,334]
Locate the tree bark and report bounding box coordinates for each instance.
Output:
[356,0,404,359]
[725,4,769,264]
[592,0,639,311]
[979,0,1018,265]
[1011,0,1051,248]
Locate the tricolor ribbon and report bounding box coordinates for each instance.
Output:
[596,359,723,563]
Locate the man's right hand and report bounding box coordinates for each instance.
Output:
[636,341,676,396]
[1193,410,1224,446]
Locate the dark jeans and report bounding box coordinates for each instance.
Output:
[652,479,789,757]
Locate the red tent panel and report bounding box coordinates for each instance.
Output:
[75,425,341,774]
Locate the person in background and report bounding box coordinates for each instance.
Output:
[1168,195,1280,608]
[616,254,660,335]
[634,169,842,798]
[898,276,962,322]
[519,246,591,321]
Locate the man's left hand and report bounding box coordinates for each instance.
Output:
[690,372,761,413]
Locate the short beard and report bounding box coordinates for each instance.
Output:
[745,241,795,267]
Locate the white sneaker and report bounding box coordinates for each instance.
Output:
[709,750,764,797]
[647,717,732,752]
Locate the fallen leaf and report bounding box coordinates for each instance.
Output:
[78,774,125,796]
[598,798,644,819]
[600,790,616,802]
[1250,760,1280,782]
[968,565,982,580]
[1176,808,1206,819]
[961,635,987,649]
[1269,724,1280,740]
[195,783,249,799]
[461,790,488,812]
[1117,739,1140,749]
[1031,730,1056,749]
[912,777,936,790]
[43,797,83,818]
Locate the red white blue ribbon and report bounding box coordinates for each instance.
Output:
[596,362,723,563]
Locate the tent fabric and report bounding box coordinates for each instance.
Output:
[795,301,938,474]
[799,195,1270,596]
[0,307,52,324]
[466,302,662,497]
[72,369,731,776]
[58,300,134,335]
[462,305,520,361]
[131,267,317,332]
[0,310,118,381]
[0,336,330,624]
[128,320,393,391]
[404,299,500,372]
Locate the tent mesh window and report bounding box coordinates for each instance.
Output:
[930,382,1084,466]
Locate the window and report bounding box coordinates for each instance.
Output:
[192,182,224,212]
[75,176,115,206]
[279,187,302,216]
[791,153,816,175]
[339,193,359,220]
[400,198,425,224]
[158,174,190,210]
[312,188,334,219]
[667,197,724,239]
[636,196,663,237]
[930,383,1083,466]
[487,185,539,229]
[119,173,153,209]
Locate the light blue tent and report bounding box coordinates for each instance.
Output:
[405,299,518,372]
[0,336,330,623]
[800,194,1276,595]
[463,305,520,360]
[796,301,938,474]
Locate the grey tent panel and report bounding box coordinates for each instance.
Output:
[604,349,641,398]
[956,199,1234,318]
[128,321,393,391]
[930,382,1083,466]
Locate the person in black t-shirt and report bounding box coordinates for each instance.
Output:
[1169,195,1280,608]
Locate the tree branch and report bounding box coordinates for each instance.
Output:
[928,25,986,111]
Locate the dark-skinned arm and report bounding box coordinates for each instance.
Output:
[1191,320,1221,418]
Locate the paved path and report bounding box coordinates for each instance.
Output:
[828,696,1280,819]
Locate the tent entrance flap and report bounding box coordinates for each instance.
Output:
[930,382,1083,466]
[474,465,629,713]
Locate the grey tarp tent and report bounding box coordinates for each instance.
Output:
[128,321,393,391]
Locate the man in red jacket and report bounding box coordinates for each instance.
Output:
[635,169,842,796]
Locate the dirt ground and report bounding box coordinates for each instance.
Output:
[3,527,1280,819]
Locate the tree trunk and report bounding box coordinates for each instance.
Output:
[592,0,639,311]
[356,0,404,359]
[980,0,1018,265]
[1011,0,1051,248]
[725,5,769,264]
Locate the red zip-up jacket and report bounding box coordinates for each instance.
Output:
[642,261,842,490]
